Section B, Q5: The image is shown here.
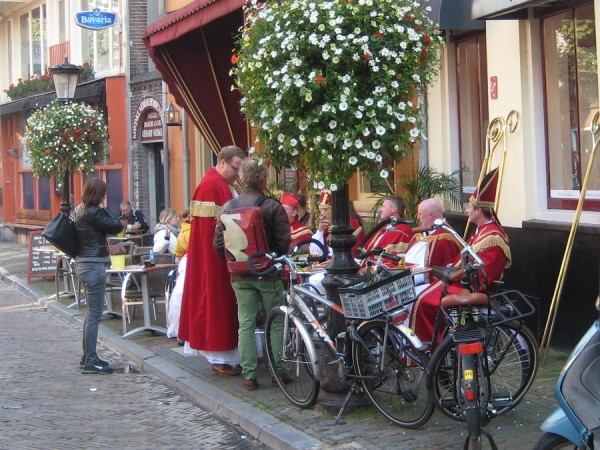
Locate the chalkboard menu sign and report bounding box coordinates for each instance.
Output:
[28,231,58,283]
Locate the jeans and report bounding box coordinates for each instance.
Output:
[232,279,285,380]
[76,261,108,364]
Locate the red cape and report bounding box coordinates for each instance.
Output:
[178,168,238,351]
[409,221,511,343]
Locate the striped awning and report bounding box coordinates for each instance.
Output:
[143,0,249,153]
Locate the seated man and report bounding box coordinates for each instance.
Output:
[405,198,462,289]
[281,193,313,252]
[119,201,150,234]
[409,169,511,344]
[358,195,413,270]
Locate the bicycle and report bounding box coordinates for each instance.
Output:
[248,239,434,428]
[356,239,538,424]
[422,219,539,449]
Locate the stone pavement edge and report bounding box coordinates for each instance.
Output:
[0,239,567,449]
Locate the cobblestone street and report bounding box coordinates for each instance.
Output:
[0,282,266,449]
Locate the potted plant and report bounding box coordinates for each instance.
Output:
[24,101,108,183]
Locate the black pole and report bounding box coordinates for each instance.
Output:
[60,169,71,215]
[320,184,364,392]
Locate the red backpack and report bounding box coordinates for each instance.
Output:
[221,196,270,274]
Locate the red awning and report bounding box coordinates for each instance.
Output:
[144,0,249,152]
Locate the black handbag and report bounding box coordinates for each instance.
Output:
[43,213,79,258]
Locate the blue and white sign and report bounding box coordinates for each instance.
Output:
[75,8,117,30]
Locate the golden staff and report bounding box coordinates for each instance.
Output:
[464,116,505,238]
[495,110,520,212]
[540,111,600,364]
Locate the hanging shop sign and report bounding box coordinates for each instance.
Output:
[75,8,118,30]
[133,97,164,142]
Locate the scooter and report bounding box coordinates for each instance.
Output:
[533,297,600,449]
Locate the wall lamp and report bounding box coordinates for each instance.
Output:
[165,102,181,127]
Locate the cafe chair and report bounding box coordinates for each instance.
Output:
[131,246,153,265]
[164,268,177,326]
[120,267,171,335]
[153,253,175,264]
[55,254,84,309]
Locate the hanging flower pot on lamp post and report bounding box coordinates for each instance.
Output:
[25,59,108,215]
[233,0,442,344]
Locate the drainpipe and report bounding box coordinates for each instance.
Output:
[162,81,171,208]
[124,8,134,200]
[182,108,190,206]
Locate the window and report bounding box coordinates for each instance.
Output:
[80,0,121,71]
[20,5,47,79]
[455,32,488,201]
[542,3,599,210]
[20,172,51,210]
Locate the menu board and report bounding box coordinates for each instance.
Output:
[28,231,58,283]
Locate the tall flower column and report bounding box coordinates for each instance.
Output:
[233,0,443,389]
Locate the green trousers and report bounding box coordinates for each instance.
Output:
[232,279,285,380]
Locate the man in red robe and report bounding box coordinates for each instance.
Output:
[281,192,313,252]
[359,195,413,270]
[406,198,462,286]
[409,169,511,344]
[178,146,247,376]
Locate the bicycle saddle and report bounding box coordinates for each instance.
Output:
[431,266,461,284]
[441,292,488,308]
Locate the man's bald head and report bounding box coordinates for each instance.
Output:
[417,198,444,228]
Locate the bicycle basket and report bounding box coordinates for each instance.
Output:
[339,269,415,319]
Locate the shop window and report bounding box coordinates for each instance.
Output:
[22,172,34,209]
[20,172,50,211]
[455,32,488,202]
[80,0,121,72]
[542,3,599,210]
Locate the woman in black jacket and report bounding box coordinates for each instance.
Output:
[74,179,123,374]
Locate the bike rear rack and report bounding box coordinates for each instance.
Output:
[485,289,537,327]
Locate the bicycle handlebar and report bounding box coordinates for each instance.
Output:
[247,238,327,277]
[432,218,484,267]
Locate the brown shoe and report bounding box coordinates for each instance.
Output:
[211,364,242,377]
[243,378,258,391]
[272,371,293,386]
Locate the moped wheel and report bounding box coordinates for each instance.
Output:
[353,320,434,428]
[265,308,320,408]
[532,432,575,450]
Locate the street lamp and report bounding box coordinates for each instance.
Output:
[49,58,82,214]
[165,102,181,127]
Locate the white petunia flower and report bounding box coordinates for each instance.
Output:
[330,184,338,191]
[380,169,389,178]
[349,156,358,165]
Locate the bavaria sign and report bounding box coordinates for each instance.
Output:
[75,8,117,30]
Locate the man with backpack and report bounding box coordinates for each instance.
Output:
[214,158,291,391]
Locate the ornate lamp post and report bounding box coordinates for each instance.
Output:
[49,58,82,215]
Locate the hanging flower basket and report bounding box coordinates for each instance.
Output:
[232,0,443,190]
[24,101,108,180]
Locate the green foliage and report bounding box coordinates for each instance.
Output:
[367,165,463,222]
[4,63,94,100]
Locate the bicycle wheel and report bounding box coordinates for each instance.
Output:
[265,307,320,408]
[429,321,538,421]
[353,320,434,428]
[484,320,538,414]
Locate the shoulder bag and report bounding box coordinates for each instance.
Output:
[43,213,79,258]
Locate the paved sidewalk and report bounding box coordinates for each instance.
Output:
[0,239,567,449]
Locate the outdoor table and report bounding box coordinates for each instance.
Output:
[106,263,177,338]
